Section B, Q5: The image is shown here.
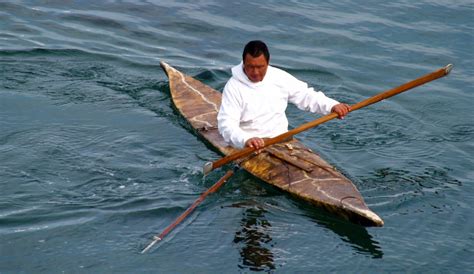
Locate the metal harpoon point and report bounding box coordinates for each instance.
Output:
[141,237,162,254]
[445,64,453,74]
[203,162,213,175]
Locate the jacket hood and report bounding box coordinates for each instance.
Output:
[231,62,268,88]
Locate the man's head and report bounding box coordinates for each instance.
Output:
[242,40,270,83]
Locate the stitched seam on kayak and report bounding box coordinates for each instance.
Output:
[191,116,214,128]
[176,69,219,113]
[287,175,341,204]
[191,112,217,129]
[288,175,339,186]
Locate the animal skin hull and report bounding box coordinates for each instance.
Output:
[161,61,383,227]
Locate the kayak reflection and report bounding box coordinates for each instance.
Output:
[305,207,384,259]
[228,197,383,272]
[232,203,275,272]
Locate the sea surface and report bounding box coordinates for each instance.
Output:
[1,1,473,273]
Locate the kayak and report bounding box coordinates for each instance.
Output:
[160,61,384,227]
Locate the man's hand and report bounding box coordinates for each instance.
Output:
[331,103,351,119]
[245,137,265,150]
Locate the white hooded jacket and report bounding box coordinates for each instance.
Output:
[217,62,339,148]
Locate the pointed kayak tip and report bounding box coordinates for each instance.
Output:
[358,209,384,227]
[372,214,384,227]
[160,61,170,76]
[444,64,453,75]
[358,210,384,227]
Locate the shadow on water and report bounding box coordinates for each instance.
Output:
[307,210,384,259]
[227,177,383,272]
[286,192,384,259]
[230,203,276,272]
[227,197,383,272]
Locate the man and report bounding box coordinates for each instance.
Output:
[217,40,350,150]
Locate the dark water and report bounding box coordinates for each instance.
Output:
[1,1,473,273]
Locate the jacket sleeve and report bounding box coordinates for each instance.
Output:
[285,72,339,115]
[217,81,252,149]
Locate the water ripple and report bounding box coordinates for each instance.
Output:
[360,164,462,210]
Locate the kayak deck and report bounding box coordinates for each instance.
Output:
[160,61,383,227]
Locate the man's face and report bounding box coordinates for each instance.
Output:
[243,53,268,83]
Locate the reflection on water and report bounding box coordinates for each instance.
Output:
[302,204,384,259]
[229,190,383,273]
[232,203,275,272]
[321,220,383,259]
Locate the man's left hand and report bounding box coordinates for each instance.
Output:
[331,103,351,119]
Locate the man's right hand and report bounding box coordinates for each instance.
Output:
[331,103,351,119]
[245,137,265,150]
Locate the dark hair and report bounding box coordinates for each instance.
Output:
[242,40,270,62]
